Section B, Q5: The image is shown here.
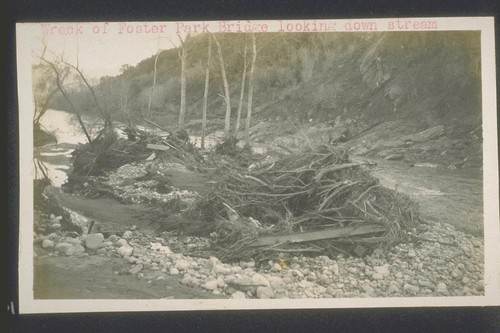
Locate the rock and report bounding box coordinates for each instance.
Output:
[244,259,256,268]
[101,241,113,248]
[117,245,133,257]
[174,260,190,271]
[331,263,340,275]
[407,250,416,258]
[133,247,148,256]
[298,280,314,289]
[217,277,225,288]
[50,223,62,230]
[270,263,283,272]
[115,239,128,247]
[251,273,270,287]
[181,275,193,285]
[127,256,137,264]
[372,273,384,280]
[129,264,144,275]
[64,237,82,245]
[55,242,72,253]
[203,280,219,291]
[42,239,54,249]
[65,244,86,256]
[436,282,448,293]
[85,233,104,250]
[107,235,119,243]
[471,239,483,248]
[322,277,334,285]
[96,248,107,255]
[418,280,433,288]
[47,233,59,240]
[149,242,172,254]
[231,276,255,290]
[475,280,484,292]
[231,266,243,274]
[374,265,390,278]
[292,270,304,278]
[268,276,285,289]
[207,257,222,271]
[388,284,400,293]
[462,276,470,284]
[256,286,275,299]
[122,231,133,239]
[451,269,462,279]
[213,264,231,275]
[230,291,246,299]
[403,283,420,294]
[362,284,375,294]
[169,267,180,276]
[326,286,343,297]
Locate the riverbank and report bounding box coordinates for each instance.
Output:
[34,203,484,299]
[32,109,485,300]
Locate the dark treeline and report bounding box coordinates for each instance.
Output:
[46,31,481,137]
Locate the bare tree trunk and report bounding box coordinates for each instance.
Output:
[213,35,232,138]
[147,40,161,120]
[245,34,257,145]
[178,36,187,129]
[235,44,248,134]
[201,37,212,149]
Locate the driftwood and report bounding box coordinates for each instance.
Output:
[147,143,170,151]
[250,223,387,247]
[204,143,419,260]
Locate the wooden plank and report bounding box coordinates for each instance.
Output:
[249,224,387,247]
[146,143,170,151]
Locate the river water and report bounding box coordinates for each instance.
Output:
[36,109,265,185]
[35,109,484,234]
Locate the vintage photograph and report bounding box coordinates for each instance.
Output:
[16,18,499,312]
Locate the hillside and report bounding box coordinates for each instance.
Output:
[51,31,482,169]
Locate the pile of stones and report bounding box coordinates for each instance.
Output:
[34,217,485,299]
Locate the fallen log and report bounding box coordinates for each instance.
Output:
[249,223,387,247]
[146,143,170,151]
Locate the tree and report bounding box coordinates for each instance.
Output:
[41,56,93,145]
[146,38,162,120]
[175,34,188,129]
[235,42,248,134]
[119,64,133,74]
[245,33,257,145]
[32,63,60,126]
[61,58,113,136]
[201,36,212,149]
[213,34,232,138]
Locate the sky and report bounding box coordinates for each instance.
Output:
[31,22,180,80]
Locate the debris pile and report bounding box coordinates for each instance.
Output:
[63,127,203,204]
[204,144,419,261]
[68,127,199,177]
